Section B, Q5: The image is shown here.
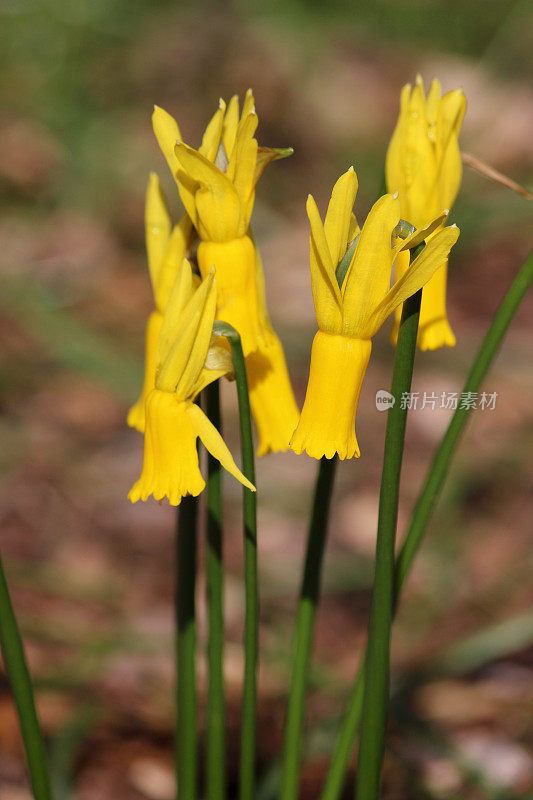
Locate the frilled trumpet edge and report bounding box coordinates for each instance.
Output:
[290,332,372,460]
[129,389,255,506]
[246,330,300,457]
[127,311,163,433]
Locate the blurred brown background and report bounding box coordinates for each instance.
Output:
[1,1,532,798]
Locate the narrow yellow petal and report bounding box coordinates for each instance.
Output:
[156,258,195,366]
[342,194,400,337]
[365,225,460,337]
[222,94,240,158]
[176,274,218,400]
[156,270,215,394]
[152,105,182,176]
[145,173,171,301]
[199,99,226,162]
[154,215,194,312]
[323,167,358,270]
[395,210,449,252]
[306,194,342,331]
[175,142,242,240]
[187,403,256,491]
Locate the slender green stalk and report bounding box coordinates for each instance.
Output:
[0,554,52,800]
[214,323,258,800]
[355,279,422,800]
[280,456,337,800]
[176,495,199,800]
[205,381,226,800]
[322,249,533,800]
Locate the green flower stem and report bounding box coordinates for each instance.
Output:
[355,242,425,800]
[205,381,226,800]
[323,248,533,800]
[176,495,199,800]
[280,456,338,800]
[214,323,258,800]
[0,554,52,800]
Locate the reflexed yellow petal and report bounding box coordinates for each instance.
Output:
[241,88,255,120]
[306,194,342,332]
[228,112,258,208]
[222,94,240,158]
[176,273,218,400]
[323,167,358,270]
[199,99,226,162]
[342,194,400,337]
[145,174,171,295]
[188,402,256,491]
[175,142,242,240]
[426,78,442,124]
[365,225,460,337]
[156,270,215,394]
[348,212,360,243]
[152,105,182,177]
[290,332,371,460]
[395,210,449,252]
[154,215,194,312]
[127,311,163,433]
[156,258,196,366]
[254,146,293,189]
[128,391,205,506]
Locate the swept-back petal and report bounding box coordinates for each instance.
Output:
[152,105,182,177]
[342,194,400,337]
[323,167,358,270]
[199,99,226,162]
[154,215,194,312]
[176,273,218,400]
[364,225,460,337]
[156,270,215,394]
[395,210,449,252]
[222,94,240,158]
[156,258,196,366]
[188,403,256,491]
[145,173,171,296]
[227,112,258,207]
[306,194,342,332]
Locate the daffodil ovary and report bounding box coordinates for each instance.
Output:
[290,166,460,460]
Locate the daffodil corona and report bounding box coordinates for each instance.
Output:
[129,266,255,505]
[290,168,460,460]
[386,75,466,350]
[152,92,299,455]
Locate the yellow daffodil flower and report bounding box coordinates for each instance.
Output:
[129,266,255,505]
[127,173,194,432]
[386,75,466,350]
[151,92,299,455]
[290,167,460,460]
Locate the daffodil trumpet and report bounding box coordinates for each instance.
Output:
[152,92,300,455]
[386,74,467,350]
[129,265,255,506]
[290,166,460,460]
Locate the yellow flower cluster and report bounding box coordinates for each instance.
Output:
[128,77,465,505]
